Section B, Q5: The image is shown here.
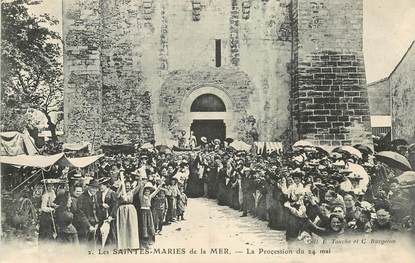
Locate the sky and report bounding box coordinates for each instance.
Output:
[29,0,415,83]
[363,0,415,82]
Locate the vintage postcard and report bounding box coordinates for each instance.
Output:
[1,0,414,262]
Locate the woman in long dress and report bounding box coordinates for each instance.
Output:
[206,158,217,199]
[116,171,140,249]
[216,162,228,206]
[269,180,286,230]
[38,182,57,241]
[186,153,204,197]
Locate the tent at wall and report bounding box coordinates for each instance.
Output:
[0,130,39,156]
[62,142,90,152]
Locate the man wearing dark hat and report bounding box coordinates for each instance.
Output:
[75,179,101,244]
[70,183,84,235]
[97,177,118,246]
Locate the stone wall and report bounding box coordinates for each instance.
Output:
[153,0,292,143]
[367,78,390,116]
[100,0,154,145]
[238,0,292,143]
[292,0,372,146]
[63,0,370,146]
[63,0,103,147]
[390,42,415,143]
[158,68,255,141]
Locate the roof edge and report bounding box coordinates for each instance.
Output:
[388,40,415,78]
[367,40,414,86]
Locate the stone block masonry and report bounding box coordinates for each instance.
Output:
[63,0,103,148]
[63,0,371,147]
[100,0,154,145]
[64,0,154,148]
[291,0,372,146]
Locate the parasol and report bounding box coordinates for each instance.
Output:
[100,220,110,248]
[156,145,172,154]
[333,146,362,159]
[140,142,154,150]
[346,163,369,190]
[353,144,373,154]
[229,140,251,151]
[224,138,234,144]
[395,171,415,185]
[391,139,408,146]
[315,145,333,156]
[375,151,412,171]
[293,140,314,148]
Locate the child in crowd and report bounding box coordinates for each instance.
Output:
[166,178,179,222]
[139,181,165,248]
[177,185,188,221]
[151,187,168,234]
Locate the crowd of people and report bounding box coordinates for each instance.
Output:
[4,135,415,249]
[37,156,188,249]
[180,138,415,243]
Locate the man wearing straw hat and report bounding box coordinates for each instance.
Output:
[38,179,60,241]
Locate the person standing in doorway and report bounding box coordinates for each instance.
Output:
[189,130,197,150]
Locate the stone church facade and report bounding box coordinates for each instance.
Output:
[63,0,372,147]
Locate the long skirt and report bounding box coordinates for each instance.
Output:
[140,209,155,248]
[284,208,305,241]
[187,166,204,198]
[207,171,217,199]
[246,190,255,214]
[140,209,155,239]
[226,185,233,207]
[38,212,55,241]
[217,181,227,206]
[166,196,177,221]
[256,194,267,220]
[231,187,240,210]
[116,204,139,249]
[269,192,286,230]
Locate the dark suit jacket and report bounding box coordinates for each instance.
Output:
[75,191,99,237]
[96,189,118,221]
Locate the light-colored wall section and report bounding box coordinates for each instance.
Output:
[390,42,415,143]
[367,79,390,116]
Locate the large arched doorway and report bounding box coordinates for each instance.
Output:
[180,86,234,144]
[190,94,226,144]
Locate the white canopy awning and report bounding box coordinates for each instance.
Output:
[59,154,104,168]
[0,153,104,169]
[0,153,65,168]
